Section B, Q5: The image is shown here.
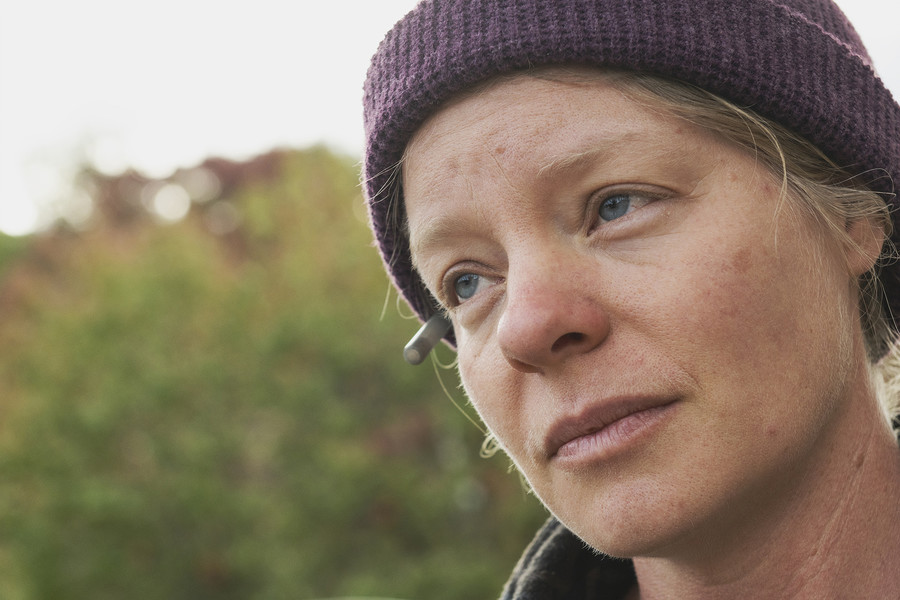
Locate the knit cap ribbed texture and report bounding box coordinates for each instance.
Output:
[363,0,900,343]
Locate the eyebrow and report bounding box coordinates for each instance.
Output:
[409,131,682,267]
[409,213,473,272]
[536,132,642,179]
[537,143,615,179]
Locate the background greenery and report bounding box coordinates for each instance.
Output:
[0,147,547,599]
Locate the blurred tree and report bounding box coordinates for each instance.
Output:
[0,147,546,600]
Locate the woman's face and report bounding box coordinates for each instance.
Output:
[403,74,874,557]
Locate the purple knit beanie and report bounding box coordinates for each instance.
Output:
[363,0,900,345]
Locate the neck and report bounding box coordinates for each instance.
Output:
[632,380,900,599]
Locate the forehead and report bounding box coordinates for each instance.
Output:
[405,73,655,181]
[402,73,725,246]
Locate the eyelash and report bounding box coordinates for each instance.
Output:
[435,187,667,307]
[440,267,497,309]
[587,187,664,233]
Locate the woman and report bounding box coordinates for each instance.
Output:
[362,1,900,597]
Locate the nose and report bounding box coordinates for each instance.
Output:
[496,253,610,373]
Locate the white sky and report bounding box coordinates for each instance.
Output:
[1,0,898,235]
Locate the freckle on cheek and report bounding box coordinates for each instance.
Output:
[730,248,752,275]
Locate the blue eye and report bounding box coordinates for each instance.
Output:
[454,273,482,301]
[599,194,631,222]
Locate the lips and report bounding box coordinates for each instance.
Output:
[544,396,678,462]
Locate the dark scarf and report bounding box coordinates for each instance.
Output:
[500,518,635,600]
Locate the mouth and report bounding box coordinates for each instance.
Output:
[544,396,678,465]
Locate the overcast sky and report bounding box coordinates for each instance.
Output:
[1,0,898,235]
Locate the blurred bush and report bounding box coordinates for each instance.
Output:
[0,147,546,600]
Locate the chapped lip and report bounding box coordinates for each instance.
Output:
[543,395,678,460]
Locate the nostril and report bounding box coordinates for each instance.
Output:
[551,332,586,353]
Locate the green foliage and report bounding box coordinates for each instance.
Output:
[0,233,28,276]
[0,148,546,600]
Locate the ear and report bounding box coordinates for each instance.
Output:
[846,215,886,277]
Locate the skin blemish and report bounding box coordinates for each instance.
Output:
[730,247,752,275]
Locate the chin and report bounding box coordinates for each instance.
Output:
[547,476,709,559]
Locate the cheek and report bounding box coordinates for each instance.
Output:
[456,338,535,460]
[670,227,820,364]
[688,245,790,353]
[457,338,505,428]
[662,224,853,427]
